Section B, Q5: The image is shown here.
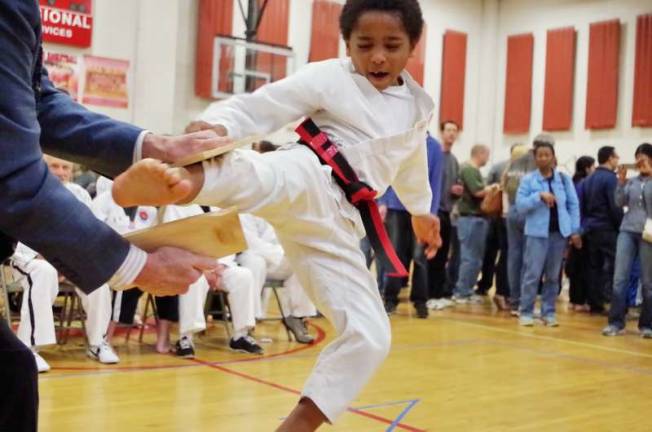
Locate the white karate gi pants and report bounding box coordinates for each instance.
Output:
[195,147,391,422]
[76,285,112,346]
[238,251,316,318]
[12,258,58,348]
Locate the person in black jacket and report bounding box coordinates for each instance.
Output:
[579,146,623,313]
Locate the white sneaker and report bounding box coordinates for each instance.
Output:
[426,299,445,310]
[87,340,120,364]
[33,351,50,373]
[469,295,486,305]
[452,296,469,304]
[439,298,454,308]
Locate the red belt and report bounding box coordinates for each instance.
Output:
[295,118,408,278]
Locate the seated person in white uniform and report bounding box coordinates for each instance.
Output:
[238,213,317,343]
[161,205,263,356]
[8,243,59,372]
[45,156,118,364]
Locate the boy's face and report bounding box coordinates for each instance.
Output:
[346,11,414,91]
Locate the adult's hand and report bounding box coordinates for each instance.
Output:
[540,192,556,208]
[617,165,628,186]
[205,263,227,291]
[450,184,464,197]
[185,120,228,136]
[570,234,583,250]
[141,130,232,164]
[133,246,218,296]
[411,214,442,258]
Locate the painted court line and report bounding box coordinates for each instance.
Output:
[439,314,652,359]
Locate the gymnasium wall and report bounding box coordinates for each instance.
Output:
[42,0,652,173]
[492,0,652,171]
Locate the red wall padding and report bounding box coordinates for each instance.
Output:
[439,30,467,129]
[585,19,620,130]
[633,14,652,127]
[405,23,427,86]
[309,0,342,62]
[195,0,234,98]
[256,0,290,83]
[542,27,576,131]
[503,33,534,134]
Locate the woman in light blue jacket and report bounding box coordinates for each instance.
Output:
[516,142,581,326]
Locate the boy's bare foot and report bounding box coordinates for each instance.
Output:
[112,158,193,207]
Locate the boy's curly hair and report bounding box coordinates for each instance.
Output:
[340,0,424,45]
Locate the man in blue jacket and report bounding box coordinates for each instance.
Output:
[579,146,623,313]
[0,2,227,430]
[379,133,443,318]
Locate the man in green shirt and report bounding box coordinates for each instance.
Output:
[454,144,494,303]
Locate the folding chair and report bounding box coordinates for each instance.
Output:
[259,278,291,341]
[56,281,86,345]
[204,290,232,338]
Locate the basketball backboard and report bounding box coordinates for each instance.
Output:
[211,36,295,99]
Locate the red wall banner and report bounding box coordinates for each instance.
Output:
[439,30,467,129]
[503,33,534,134]
[195,0,234,98]
[585,19,620,130]
[542,27,576,131]
[632,14,652,127]
[39,0,93,48]
[309,0,342,62]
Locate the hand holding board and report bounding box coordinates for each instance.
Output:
[125,207,246,259]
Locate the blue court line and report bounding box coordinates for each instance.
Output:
[386,400,420,432]
[350,399,421,431]
[353,399,419,411]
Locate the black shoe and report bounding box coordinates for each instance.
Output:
[384,300,398,315]
[174,336,195,359]
[283,316,315,344]
[229,336,264,355]
[415,303,428,319]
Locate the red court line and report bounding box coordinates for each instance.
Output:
[51,322,327,372]
[191,352,426,431]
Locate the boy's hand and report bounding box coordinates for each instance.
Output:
[411,214,441,258]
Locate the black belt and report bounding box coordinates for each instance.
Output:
[295,118,408,278]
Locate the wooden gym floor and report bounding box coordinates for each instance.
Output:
[37,298,652,432]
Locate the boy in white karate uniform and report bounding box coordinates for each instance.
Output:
[45,156,119,364]
[238,213,317,343]
[113,1,439,429]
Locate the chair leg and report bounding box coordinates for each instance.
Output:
[57,292,69,345]
[139,294,151,343]
[0,265,11,321]
[62,294,76,345]
[219,292,232,338]
[271,286,292,341]
[77,293,88,347]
